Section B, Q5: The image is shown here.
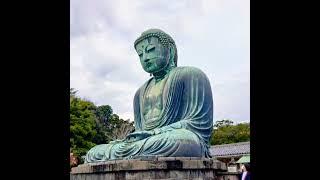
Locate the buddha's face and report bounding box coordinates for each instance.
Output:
[135,36,170,74]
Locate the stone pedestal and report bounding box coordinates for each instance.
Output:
[70,157,227,180]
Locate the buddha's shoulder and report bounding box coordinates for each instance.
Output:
[134,77,153,97]
[172,66,208,77]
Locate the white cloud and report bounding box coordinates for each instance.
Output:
[70,29,147,119]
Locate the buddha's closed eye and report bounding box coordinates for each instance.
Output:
[146,45,155,52]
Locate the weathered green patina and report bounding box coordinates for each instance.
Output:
[85,29,214,163]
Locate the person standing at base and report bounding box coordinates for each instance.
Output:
[240,163,250,180]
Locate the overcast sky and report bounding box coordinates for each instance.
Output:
[70,0,250,124]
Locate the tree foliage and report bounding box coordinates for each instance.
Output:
[70,88,135,164]
[95,105,113,125]
[210,119,250,145]
[214,119,234,128]
[70,91,97,158]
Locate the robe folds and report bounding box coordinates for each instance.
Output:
[85,66,214,163]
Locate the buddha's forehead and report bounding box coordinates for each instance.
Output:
[135,36,160,49]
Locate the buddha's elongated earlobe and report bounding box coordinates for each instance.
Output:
[169,46,176,67]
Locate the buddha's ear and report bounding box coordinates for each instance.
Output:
[168,45,175,66]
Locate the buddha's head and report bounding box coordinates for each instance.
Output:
[134,29,178,74]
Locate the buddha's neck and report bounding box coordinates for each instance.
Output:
[152,66,174,83]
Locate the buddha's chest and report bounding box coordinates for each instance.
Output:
[145,83,163,106]
[143,78,167,120]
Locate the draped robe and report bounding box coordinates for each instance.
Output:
[85,66,213,162]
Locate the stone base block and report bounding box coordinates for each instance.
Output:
[70,157,227,180]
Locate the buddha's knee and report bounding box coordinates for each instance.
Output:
[144,129,202,157]
[85,144,109,162]
[168,129,202,156]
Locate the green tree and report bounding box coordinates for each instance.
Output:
[214,119,234,128]
[70,90,97,161]
[210,120,250,145]
[95,105,113,125]
[69,88,135,164]
[91,118,109,145]
[92,105,114,144]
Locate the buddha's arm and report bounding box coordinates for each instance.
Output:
[152,120,188,135]
[133,88,143,131]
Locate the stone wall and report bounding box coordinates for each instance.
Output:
[70,157,228,180]
[216,172,240,180]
